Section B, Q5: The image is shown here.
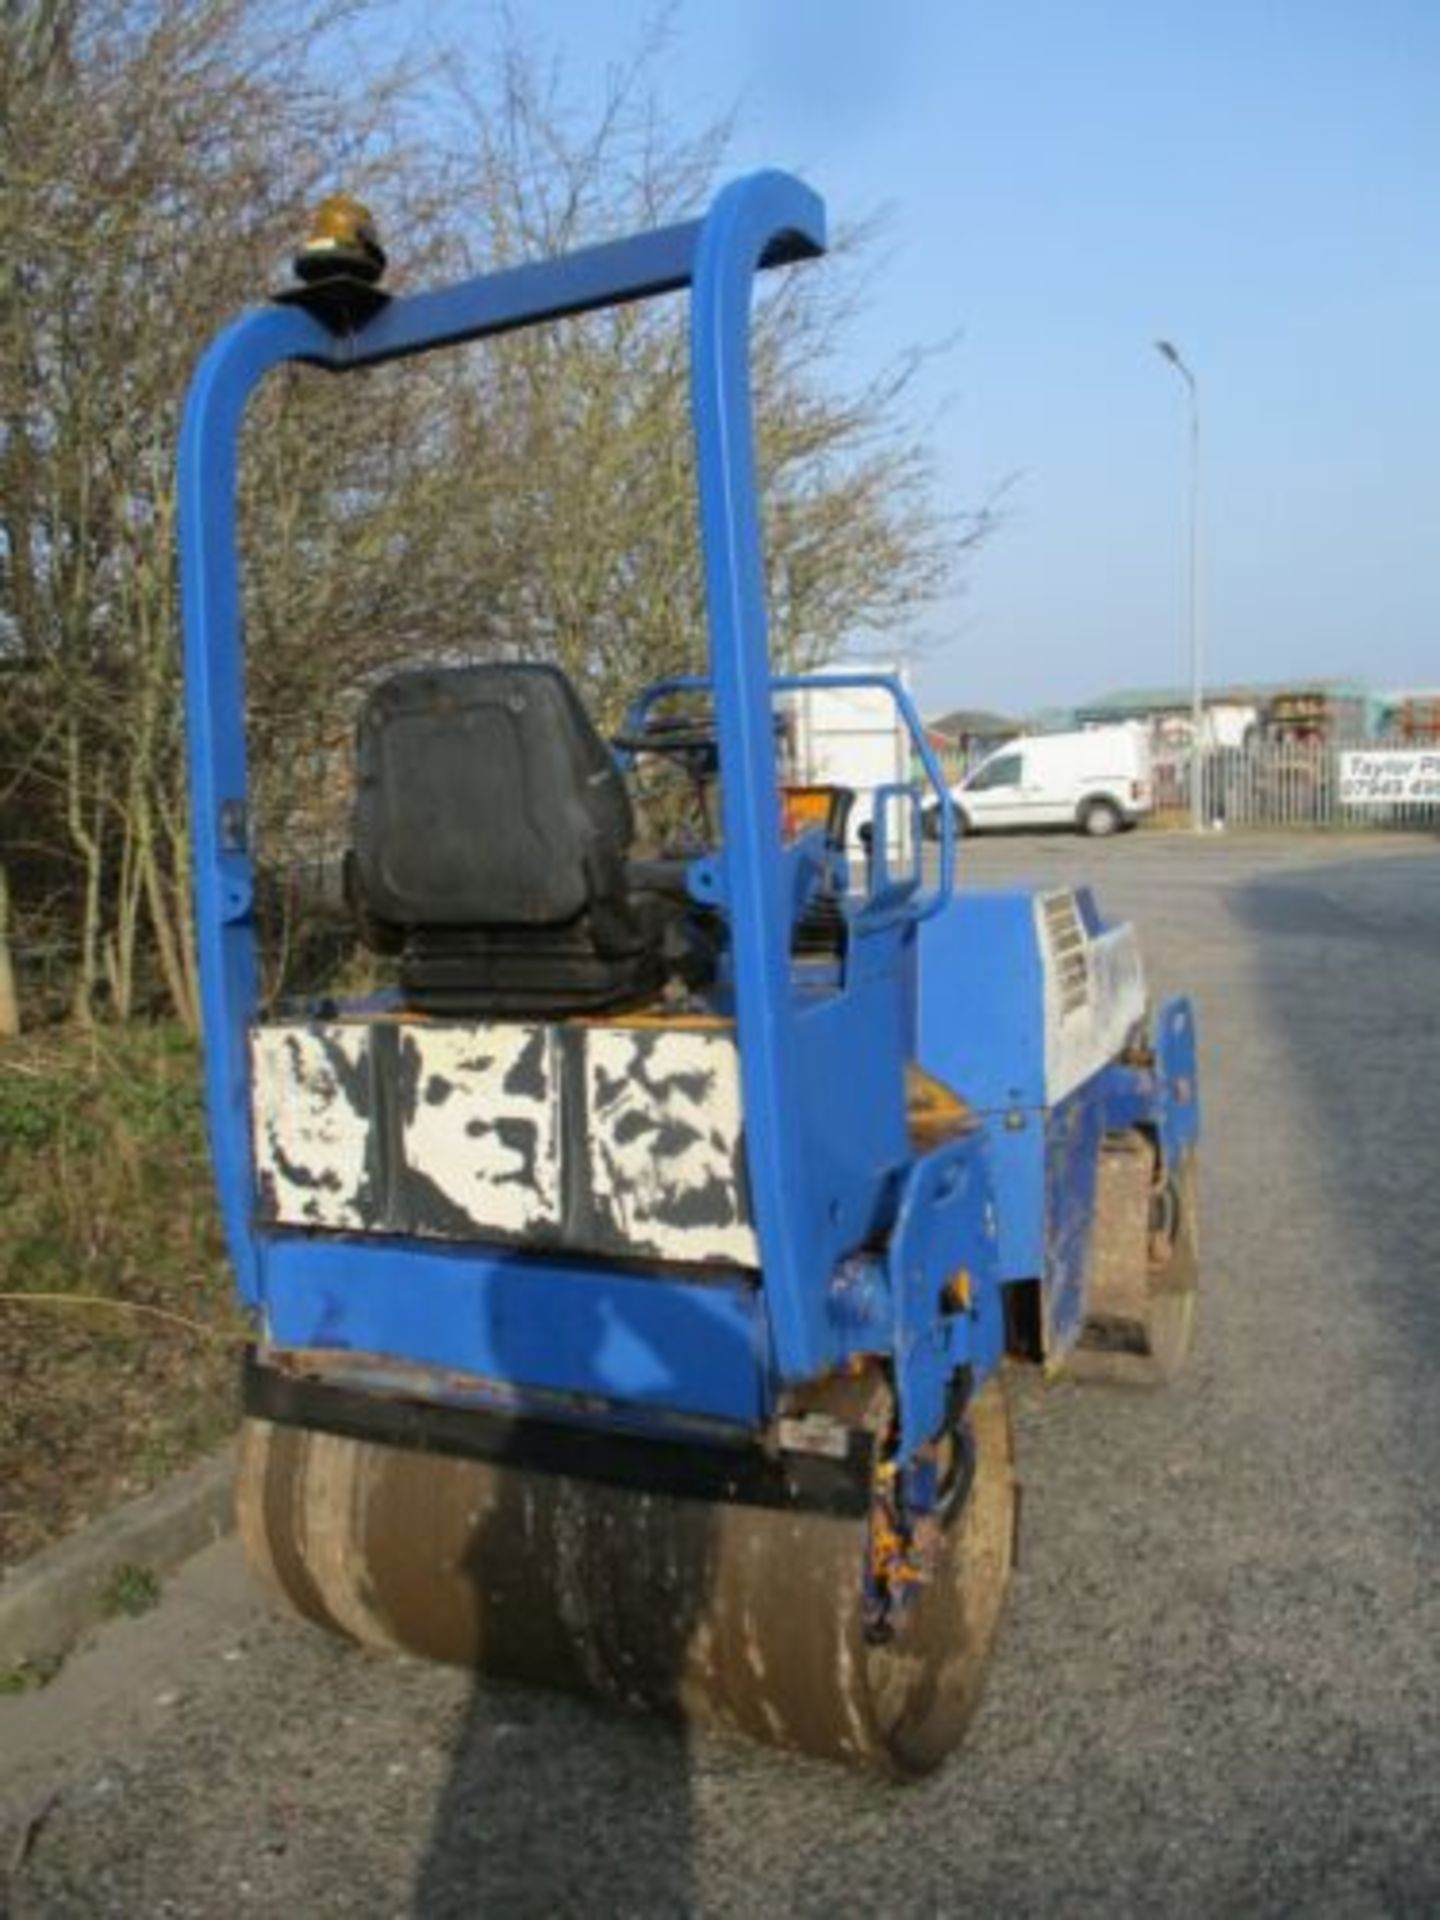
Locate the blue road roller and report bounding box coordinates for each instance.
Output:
[178,171,1200,1774]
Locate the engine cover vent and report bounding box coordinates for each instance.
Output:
[1041,892,1090,1018]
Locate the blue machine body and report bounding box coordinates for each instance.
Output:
[918,890,1198,1355]
[179,170,1197,1484]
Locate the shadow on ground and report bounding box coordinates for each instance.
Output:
[1228,850,1440,1392]
[414,1686,700,1916]
[408,1279,727,1916]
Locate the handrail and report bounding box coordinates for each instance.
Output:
[770,671,955,920]
[620,668,956,921]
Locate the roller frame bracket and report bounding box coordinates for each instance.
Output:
[243,1349,875,1518]
[885,1133,1004,1463]
[1097,993,1200,1176]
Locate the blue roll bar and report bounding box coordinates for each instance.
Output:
[179,171,927,1392]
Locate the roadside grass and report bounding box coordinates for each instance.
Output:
[0,1024,245,1572]
[0,1651,65,1695]
[98,1560,162,1619]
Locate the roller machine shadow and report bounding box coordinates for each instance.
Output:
[178,173,1201,1775]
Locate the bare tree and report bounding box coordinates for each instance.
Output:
[0,0,416,1025]
[0,2,993,1029]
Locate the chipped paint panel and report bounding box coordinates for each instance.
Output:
[1035,894,1147,1106]
[251,1025,376,1230]
[251,1016,757,1269]
[587,1027,759,1268]
[399,1024,562,1239]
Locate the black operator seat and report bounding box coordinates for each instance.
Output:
[350,662,701,1016]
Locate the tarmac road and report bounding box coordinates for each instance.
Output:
[3,833,1438,1917]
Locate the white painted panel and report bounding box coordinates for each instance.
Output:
[251,1025,373,1229]
[586,1027,759,1267]
[400,1024,562,1238]
[251,1017,756,1266]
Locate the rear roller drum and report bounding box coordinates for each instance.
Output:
[236,1377,1016,1776]
[1068,1134,1199,1386]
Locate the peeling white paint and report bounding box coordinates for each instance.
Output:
[251,1026,372,1229]
[587,1027,759,1268]
[251,1016,758,1267]
[403,1024,562,1237]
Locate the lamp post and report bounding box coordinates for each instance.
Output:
[1155,338,1203,831]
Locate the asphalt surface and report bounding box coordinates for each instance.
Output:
[4,833,1438,1917]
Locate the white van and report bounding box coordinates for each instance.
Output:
[936,725,1153,837]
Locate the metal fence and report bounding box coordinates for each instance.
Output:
[1153,737,1440,830]
[931,735,1440,831]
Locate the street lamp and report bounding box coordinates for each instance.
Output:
[1155,338,1204,832]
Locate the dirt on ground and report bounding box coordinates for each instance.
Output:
[0,1025,244,1571]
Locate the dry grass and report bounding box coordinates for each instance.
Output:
[0,1025,246,1571]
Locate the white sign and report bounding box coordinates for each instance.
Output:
[1339,750,1440,805]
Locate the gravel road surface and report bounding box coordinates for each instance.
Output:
[4,833,1437,1917]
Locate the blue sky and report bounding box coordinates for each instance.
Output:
[403,2,1438,715]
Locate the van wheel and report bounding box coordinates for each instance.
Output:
[1079,797,1122,838]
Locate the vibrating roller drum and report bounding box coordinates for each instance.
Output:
[1069,1134,1200,1386]
[235,1377,1016,1776]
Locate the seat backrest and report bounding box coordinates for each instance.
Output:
[352,663,632,929]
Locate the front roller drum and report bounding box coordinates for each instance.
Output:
[1069,1134,1199,1386]
[236,1379,1015,1776]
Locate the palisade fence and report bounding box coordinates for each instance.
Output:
[1153,737,1440,830]
[933,737,1440,832]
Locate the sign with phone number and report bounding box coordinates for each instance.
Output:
[1339,751,1440,805]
